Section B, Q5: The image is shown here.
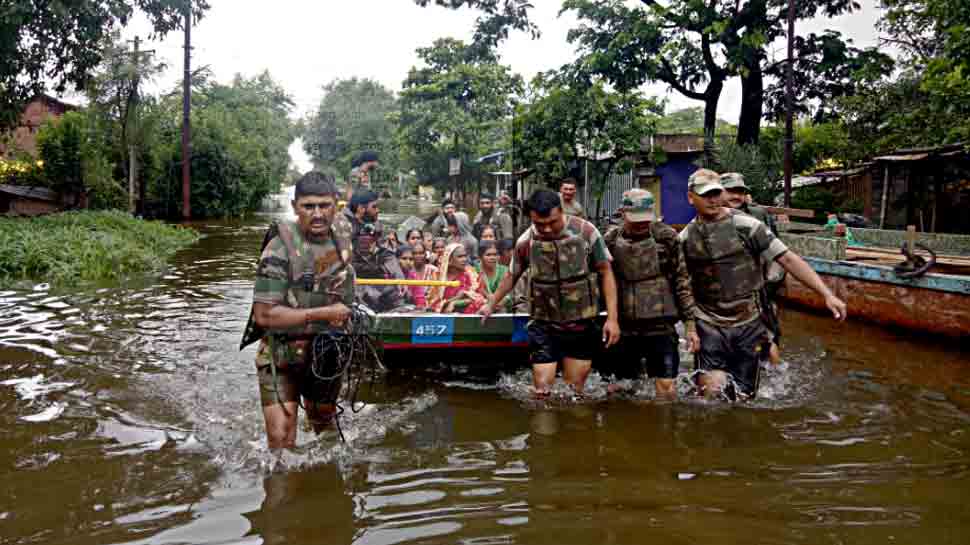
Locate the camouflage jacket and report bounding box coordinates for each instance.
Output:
[605,222,696,336]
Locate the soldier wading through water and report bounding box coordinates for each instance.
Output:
[244,172,355,449]
[679,169,847,400]
[480,188,621,397]
[602,189,699,399]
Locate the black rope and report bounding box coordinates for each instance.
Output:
[301,303,384,442]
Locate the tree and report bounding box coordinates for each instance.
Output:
[829,0,970,156]
[412,0,539,51]
[398,38,523,200]
[656,107,737,136]
[514,66,662,218]
[84,31,168,205]
[150,71,296,218]
[562,0,871,146]
[0,0,209,129]
[302,78,400,188]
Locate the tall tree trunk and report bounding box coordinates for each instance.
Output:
[702,81,723,164]
[737,61,764,146]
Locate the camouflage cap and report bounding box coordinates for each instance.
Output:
[688,168,724,195]
[622,188,656,222]
[720,172,748,191]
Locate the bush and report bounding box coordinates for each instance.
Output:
[34,110,128,209]
[0,158,46,186]
[0,210,198,286]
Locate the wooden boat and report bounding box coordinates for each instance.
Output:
[372,312,530,363]
[779,231,970,338]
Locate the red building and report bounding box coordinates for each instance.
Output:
[0,94,78,158]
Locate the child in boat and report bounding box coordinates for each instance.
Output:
[396,245,421,308]
[426,243,487,314]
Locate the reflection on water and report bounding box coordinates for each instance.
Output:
[1,203,969,545]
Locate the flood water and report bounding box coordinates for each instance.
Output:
[2,205,969,545]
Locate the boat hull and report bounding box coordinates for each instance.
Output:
[373,312,530,363]
[781,257,970,338]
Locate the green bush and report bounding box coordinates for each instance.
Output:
[0,210,198,286]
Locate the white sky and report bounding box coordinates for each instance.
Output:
[116,0,885,171]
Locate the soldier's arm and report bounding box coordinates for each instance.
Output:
[669,240,697,335]
[254,302,350,329]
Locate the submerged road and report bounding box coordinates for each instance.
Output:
[1,206,969,545]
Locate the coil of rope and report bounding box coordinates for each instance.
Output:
[301,303,384,442]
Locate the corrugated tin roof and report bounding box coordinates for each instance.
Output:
[873,152,931,162]
[0,184,58,202]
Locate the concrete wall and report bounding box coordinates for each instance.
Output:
[779,233,847,260]
[850,227,970,256]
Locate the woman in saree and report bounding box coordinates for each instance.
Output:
[475,240,508,297]
[426,242,487,314]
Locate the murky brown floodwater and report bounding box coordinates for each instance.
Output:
[2,203,969,545]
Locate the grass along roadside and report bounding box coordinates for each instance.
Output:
[0,210,200,287]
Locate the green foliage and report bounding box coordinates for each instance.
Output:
[36,112,85,194]
[562,0,866,145]
[0,158,45,187]
[33,110,127,209]
[514,65,662,217]
[760,121,853,173]
[655,107,736,135]
[303,78,400,187]
[412,1,539,51]
[700,140,783,206]
[0,0,209,129]
[790,187,838,218]
[150,71,296,218]
[398,38,523,194]
[0,210,198,286]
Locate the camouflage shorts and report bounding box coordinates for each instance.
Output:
[254,338,342,407]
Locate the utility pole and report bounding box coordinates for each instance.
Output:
[783,0,795,207]
[181,6,192,220]
[126,36,154,216]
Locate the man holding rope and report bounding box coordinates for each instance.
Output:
[250,172,355,449]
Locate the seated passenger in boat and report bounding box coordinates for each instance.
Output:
[430,237,447,267]
[478,224,498,243]
[426,243,487,314]
[397,244,429,309]
[476,241,510,311]
[353,222,406,312]
[410,240,437,310]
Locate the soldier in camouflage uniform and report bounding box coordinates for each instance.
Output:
[602,189,699,398]
[249,172,355,449]
[721,172,785,363]
[481,189,621,397]
[679,169,847,400]
[720,173,777,234]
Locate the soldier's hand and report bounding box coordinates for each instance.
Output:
[479,301,494,324]
[602,319,621,348]
[687,331,701,353]
[824,294,847,321]
[327,303,352,326]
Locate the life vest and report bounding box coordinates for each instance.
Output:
[607,224,679,321]
[240,219,353,349]
[682,211,763,306]
[528,217,599,323]
[274,220,354,329]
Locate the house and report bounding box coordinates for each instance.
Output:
[0,184,62,216]
[0,95,78,158]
